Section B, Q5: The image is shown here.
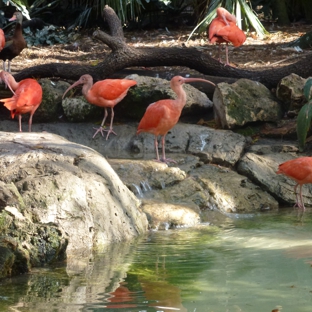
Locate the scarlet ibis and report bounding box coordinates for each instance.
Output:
[276,156,312,210]
[208,7,246,65]
[0,71,42,132]
[137,76,215,164]
[0,12,26,72]
[62,74,137,140]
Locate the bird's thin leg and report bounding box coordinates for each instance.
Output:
[160,135,176,164]
[93,108,108,138]
[298,184,306,211]
[104,107,117,140]
[225,43,230,66]
[28,114,33,132]
[218,44,222,62]
[18,114,22,132]
[8,60,11,73]
[293,184,304,210]
[293,184,301,208]
[154,135,160,162]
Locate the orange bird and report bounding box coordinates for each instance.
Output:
[62,74,137,140]
[0,71,42,132]
[276,157,312,210]
[208,7,246,65]
[137,76,215,164]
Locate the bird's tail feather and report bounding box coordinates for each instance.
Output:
[0,98,17,118]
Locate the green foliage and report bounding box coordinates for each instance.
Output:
[296,78,312,152]
[23,25,70,46]
[2,0,62,20]
[303,77,312,100]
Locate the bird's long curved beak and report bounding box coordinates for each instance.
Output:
[62,80,82,99]
[183,77,216,87]
[0,71,15,95]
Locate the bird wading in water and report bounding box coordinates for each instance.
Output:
[0,12,26,72]
[276,156,312,211]
[137,75,215,164]
[208,7,246,65]
[0,71,42,132]
[62,74,137,140]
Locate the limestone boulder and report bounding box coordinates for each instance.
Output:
[61,74,213,122]
[119,74,213,119]
[37,78,70,122]
[276,73,306,111]
[213,78,284,129]
[0,132,148,277]
[237,138,312,207]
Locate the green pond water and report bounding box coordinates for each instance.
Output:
[1,208,312,312]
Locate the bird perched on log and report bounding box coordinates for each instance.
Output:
[137,76,215,164]
[208,7,246,65]
[62,74,137,140]
[0,71,42,132]
[0,12,27,72]
[276,157,312,211]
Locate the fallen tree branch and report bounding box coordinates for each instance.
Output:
[13,5,312,89]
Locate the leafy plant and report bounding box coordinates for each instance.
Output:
[296,78,312,151]
[23,25,70,46]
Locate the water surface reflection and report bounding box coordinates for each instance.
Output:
[1,208,312,312]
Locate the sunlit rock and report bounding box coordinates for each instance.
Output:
[0,132,148,278]
[237,139,312,207]
[142,202,200,230]
[191,164,279,213]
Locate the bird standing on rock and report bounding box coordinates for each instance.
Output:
[137,75,215,164]
[0,12,26,72]
[62,74,137,140]
[0,71,42,132]
[276,156,312,211]
[208,7,246,65]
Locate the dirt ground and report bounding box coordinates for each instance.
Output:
[10,23,312,76]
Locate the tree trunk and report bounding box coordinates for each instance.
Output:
[272,0,290,25]
[14,5,312,90]
[301,0,312,22]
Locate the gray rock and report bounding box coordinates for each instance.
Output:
[37,78,70,122]
[237,139,312,207]
[110,74,213,120]
[109,152,279,217]
[62,96,102,122]
[276,73,306,111]
[0,131,148,277]
[60,74,213,125]
[213,78,284,129]
[191,163,279,213]
[187,126,248,166]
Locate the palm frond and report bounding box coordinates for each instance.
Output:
[238,0,268,38]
